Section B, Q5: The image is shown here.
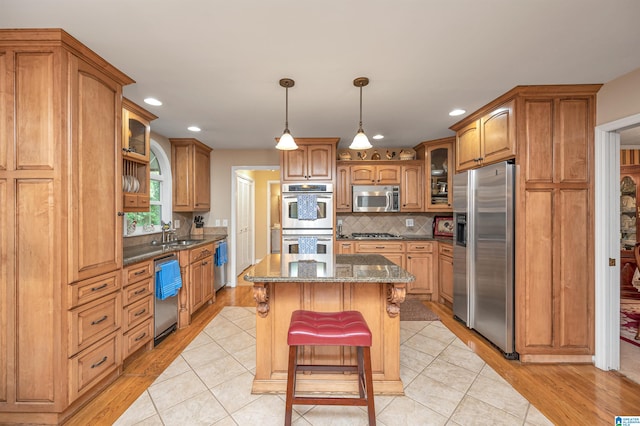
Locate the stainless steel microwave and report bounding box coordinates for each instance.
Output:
[352,185,400,212]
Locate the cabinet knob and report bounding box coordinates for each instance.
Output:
[117,212,125,217]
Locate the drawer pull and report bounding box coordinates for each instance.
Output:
[134,308,147,317]
[202,261,209,266]
[134,288,147,295]
[91,315,108,325]
[415,246,425,249]
[375,246,385,249]
[90,283,108,292]
[134,332,147,342]
[91,356,108,369]
[134,270,146,276]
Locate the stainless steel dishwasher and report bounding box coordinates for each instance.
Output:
[214,239,227,292]
[154,253,179,345]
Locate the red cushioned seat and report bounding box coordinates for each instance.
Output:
[287,310,372,347]
[285,310,376,426]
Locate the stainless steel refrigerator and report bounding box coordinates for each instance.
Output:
[453,161,517,359]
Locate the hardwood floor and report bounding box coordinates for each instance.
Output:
[64,285,640,425]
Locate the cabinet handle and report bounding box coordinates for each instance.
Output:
[202,261,209,266]
[415,246,425,249]
[134,288,147,295]
[91,356,108,369]
[90,283,108,292]
[117,212,125,217]
[134,270,146,276]
[91,315,108,325]
[375,246,385,249]
[408,256,412,259]
[134,308,147,317]
[134,332,147,342]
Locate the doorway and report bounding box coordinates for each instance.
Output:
[595,112,640,375]
[235,173,254,275]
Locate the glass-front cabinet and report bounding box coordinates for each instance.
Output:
[414,137,454,212]
[621,171,639,254]
[122,98,158,212]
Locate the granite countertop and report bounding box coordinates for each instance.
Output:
[336,234,453,244]
[244,253,415,283]
[123,234,227,266]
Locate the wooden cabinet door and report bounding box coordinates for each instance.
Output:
[351,165,376,184]
[172,142,193,211]
[336,241,354,254]
[202,255,214,304]
[376,165,401,184]
[335,165,352,212]
[401,164,423,211]
[193,144,211,211]
[70,57,122,281]
[438,244,453,303]
[190,260,204,312]
[306,144,333,181]
[423,139,453,212]
[456,120,481,172]
[383,253,405,269]
[281,147,307,181]
[406,253,434,294]
[481,99,516,165]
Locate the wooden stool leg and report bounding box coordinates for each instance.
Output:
[363,346,376,426]
[284,345,297,426]
[357,347,365,398]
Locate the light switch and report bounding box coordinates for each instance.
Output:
[174,219,180,228]
[406,218,414,227]
[215,219,220,226]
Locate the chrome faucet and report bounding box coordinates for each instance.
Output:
[161,221,172,243]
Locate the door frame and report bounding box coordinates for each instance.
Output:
[229,165,279,286]
[266,180,280,254]
[594,112,640,370]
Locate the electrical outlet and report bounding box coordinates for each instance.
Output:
[406,218,414,227]
[215,219,220,226]
[338,219,343,226]
[174,219,180,229]
[222,219,228,226]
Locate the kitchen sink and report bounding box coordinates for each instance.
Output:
[169,239,201,246]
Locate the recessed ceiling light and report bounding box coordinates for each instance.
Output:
[449,109,466,117]
[144,97,162,106]
[188,126,201,132]
[372,134,384,140]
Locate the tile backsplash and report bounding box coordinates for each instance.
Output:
[336,213,449,237]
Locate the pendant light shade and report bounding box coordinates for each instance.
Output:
[276,78,298,150]
[349,77,372,150]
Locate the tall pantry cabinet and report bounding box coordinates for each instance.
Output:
[0,30,133,423]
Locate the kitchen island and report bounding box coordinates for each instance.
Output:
[244,253,414,395]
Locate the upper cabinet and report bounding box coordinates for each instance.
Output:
[122,98,157,212]
[414,137,454,212]
[280,138,339,182]
[400,163,424,211]
[170,138,212,212]
[350,164,401,185]
[452,99,516,172]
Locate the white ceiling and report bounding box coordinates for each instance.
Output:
[3,0,640,151]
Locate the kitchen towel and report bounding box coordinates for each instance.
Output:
[156,259,182,300]
[298,236,318,254]
[215,241,228,267]
[297,194,318,220]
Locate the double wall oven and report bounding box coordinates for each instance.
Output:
[281,183,334,256]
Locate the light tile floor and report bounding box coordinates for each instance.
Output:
[114,307,553,426]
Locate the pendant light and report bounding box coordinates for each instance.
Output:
[275,78,298,150]
[350,77,372,150]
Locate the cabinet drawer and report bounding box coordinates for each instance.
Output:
[123,296,154,331]
[69,270,121,308]
[189,243,214,263]
[123,193,138,208]
[355,241,405,253]
[439,243,453,257]
[69,331,121,402]
[123,318,153,359]
[123,277,153,306]
[124,259,153,285]
[407,242,433,252]
[69,292,121,356]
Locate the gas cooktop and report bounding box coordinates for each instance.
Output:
[351,233,403,240]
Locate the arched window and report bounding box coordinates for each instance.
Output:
[125,140,172,236]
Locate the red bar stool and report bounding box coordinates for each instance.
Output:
[284,310,376,426]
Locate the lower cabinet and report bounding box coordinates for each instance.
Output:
[122,260,154,360]
[346,240,439,298]
[437,243,453,304]
[405,242,435,297]
[180,243,215,320]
